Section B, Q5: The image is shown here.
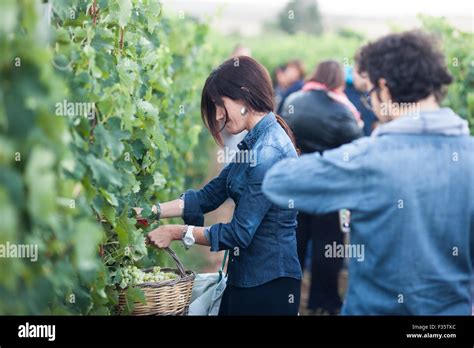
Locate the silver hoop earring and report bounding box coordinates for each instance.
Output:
[240,106,248,116]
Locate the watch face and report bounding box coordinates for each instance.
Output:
[184,236,194,246]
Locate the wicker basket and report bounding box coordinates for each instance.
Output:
[118,247,195,316]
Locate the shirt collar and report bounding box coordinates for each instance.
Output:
[237,112,276,150]
[371,108,469,137]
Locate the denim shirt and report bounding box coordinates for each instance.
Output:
[263,108,474,315]
[182,112,302,287]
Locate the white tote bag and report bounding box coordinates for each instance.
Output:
[188,250,228,316]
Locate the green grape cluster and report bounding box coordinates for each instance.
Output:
[119,266,178,288]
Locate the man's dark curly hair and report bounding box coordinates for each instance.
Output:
[357,30,453,103]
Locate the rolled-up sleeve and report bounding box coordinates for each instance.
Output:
[207,146,282,252]
[182,164,231,226]
[262,139,371,214]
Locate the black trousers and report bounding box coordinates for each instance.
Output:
[218,277,301,315]
[297,212,343,313]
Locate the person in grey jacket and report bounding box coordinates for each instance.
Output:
[263,30,474,315]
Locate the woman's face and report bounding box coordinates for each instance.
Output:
[284,65,301,84]
[215,97,248,134]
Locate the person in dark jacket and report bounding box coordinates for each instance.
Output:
[344,64,378,136]
[281,60,362,315]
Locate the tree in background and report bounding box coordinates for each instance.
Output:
[276,0,323,35]
[419,15,474,134]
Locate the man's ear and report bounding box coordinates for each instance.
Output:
[377,78,392,103]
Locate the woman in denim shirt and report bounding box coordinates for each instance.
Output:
[145,56,302,315]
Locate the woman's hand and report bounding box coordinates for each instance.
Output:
[133,199,184,221]
[133,205,159,218]
[147,225,183,249]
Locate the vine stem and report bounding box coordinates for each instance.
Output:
[89,105,100,144]
[91,0,98,26]
[119,27,125,53]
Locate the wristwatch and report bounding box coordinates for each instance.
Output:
[151,204,161,221]
[182,225,195,249]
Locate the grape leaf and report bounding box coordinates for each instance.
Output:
[86,154,122,187]
[118,0,132,28]
[74,219,104,271]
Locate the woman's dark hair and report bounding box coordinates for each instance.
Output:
[201,56,297,149]
[357,30,453,103]
[307,59,345,90]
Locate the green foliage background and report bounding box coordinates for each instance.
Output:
[0,0,215,314]
[0,0,471,315]
[418,16,474,134]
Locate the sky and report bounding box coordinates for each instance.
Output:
[318,0,473,17]
[163,0,473,36]
[164,0,474,17]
